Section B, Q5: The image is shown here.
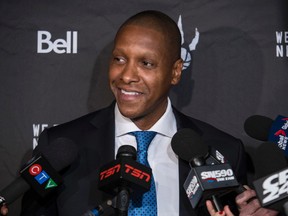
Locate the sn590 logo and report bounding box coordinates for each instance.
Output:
[262,168,288,204]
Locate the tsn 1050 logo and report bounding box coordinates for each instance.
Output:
[261,168,288,205]
[37,30,78,54]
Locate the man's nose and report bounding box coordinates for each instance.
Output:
[121,61,140,83]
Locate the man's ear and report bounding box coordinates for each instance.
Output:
[171,58,183,85]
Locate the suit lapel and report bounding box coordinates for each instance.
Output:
[173,107,203,216]
[89,102,116,166]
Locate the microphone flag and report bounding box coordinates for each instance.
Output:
[184,163,239,208]
[268,115,288,157]
[20,154,62,197]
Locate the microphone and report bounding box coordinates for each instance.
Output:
[244,116,288,212]
[252,142,288,212]
[244,115,274,141]
[171,128,240,209]
[0,137,78,206]
[171,128,207,166]
[98,145,151,195]
[83,145,152,216]
[244,115,288,157]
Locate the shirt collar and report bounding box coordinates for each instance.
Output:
[115,98,176,138]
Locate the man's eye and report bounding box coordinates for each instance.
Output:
[142,61,154,68]
[114,57,125,63]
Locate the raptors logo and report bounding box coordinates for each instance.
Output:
[177,15,200,70]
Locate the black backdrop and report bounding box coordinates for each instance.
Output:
[1,0,288,215]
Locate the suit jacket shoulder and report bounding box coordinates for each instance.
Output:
[21,103,117,216]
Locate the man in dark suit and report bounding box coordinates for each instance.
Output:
[20,102,246,216]
[18,10,276,216]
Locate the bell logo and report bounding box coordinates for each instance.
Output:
[37,30,78,54]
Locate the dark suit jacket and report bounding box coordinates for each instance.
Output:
[21,102,247,216]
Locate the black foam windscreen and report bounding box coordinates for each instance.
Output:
[244,115,273,141]
[116,145,136,160]
[34,137,78,171]
[171,128,208,162]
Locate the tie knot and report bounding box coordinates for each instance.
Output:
[129,131,157,152]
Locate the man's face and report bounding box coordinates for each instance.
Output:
[109,24,182,129]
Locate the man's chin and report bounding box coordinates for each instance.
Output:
[118,107,141,119]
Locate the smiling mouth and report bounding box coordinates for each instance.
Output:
[121,89,142,96]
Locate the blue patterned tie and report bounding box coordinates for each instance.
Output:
[128,131,157,216]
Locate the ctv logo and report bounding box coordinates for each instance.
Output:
[37,30,78,54]
[29,164,58,189]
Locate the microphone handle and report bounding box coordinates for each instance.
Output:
[235,185,246,194]
[116,187,130,216]
[81,198,114,216]
[0,177,30,205]
[212,195,223,212]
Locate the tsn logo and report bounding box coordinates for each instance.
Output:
[37,30,78,54]
[262,168,288,204]
[100,163,151,182]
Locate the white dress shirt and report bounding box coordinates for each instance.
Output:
[114,98,179,216]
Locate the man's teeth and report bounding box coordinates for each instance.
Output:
[121,89,140,95]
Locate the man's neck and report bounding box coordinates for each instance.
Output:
[131,100,168,130]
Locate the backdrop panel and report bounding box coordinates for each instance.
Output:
[0,0,287,215]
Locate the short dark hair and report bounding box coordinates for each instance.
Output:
[116,10,182,61]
